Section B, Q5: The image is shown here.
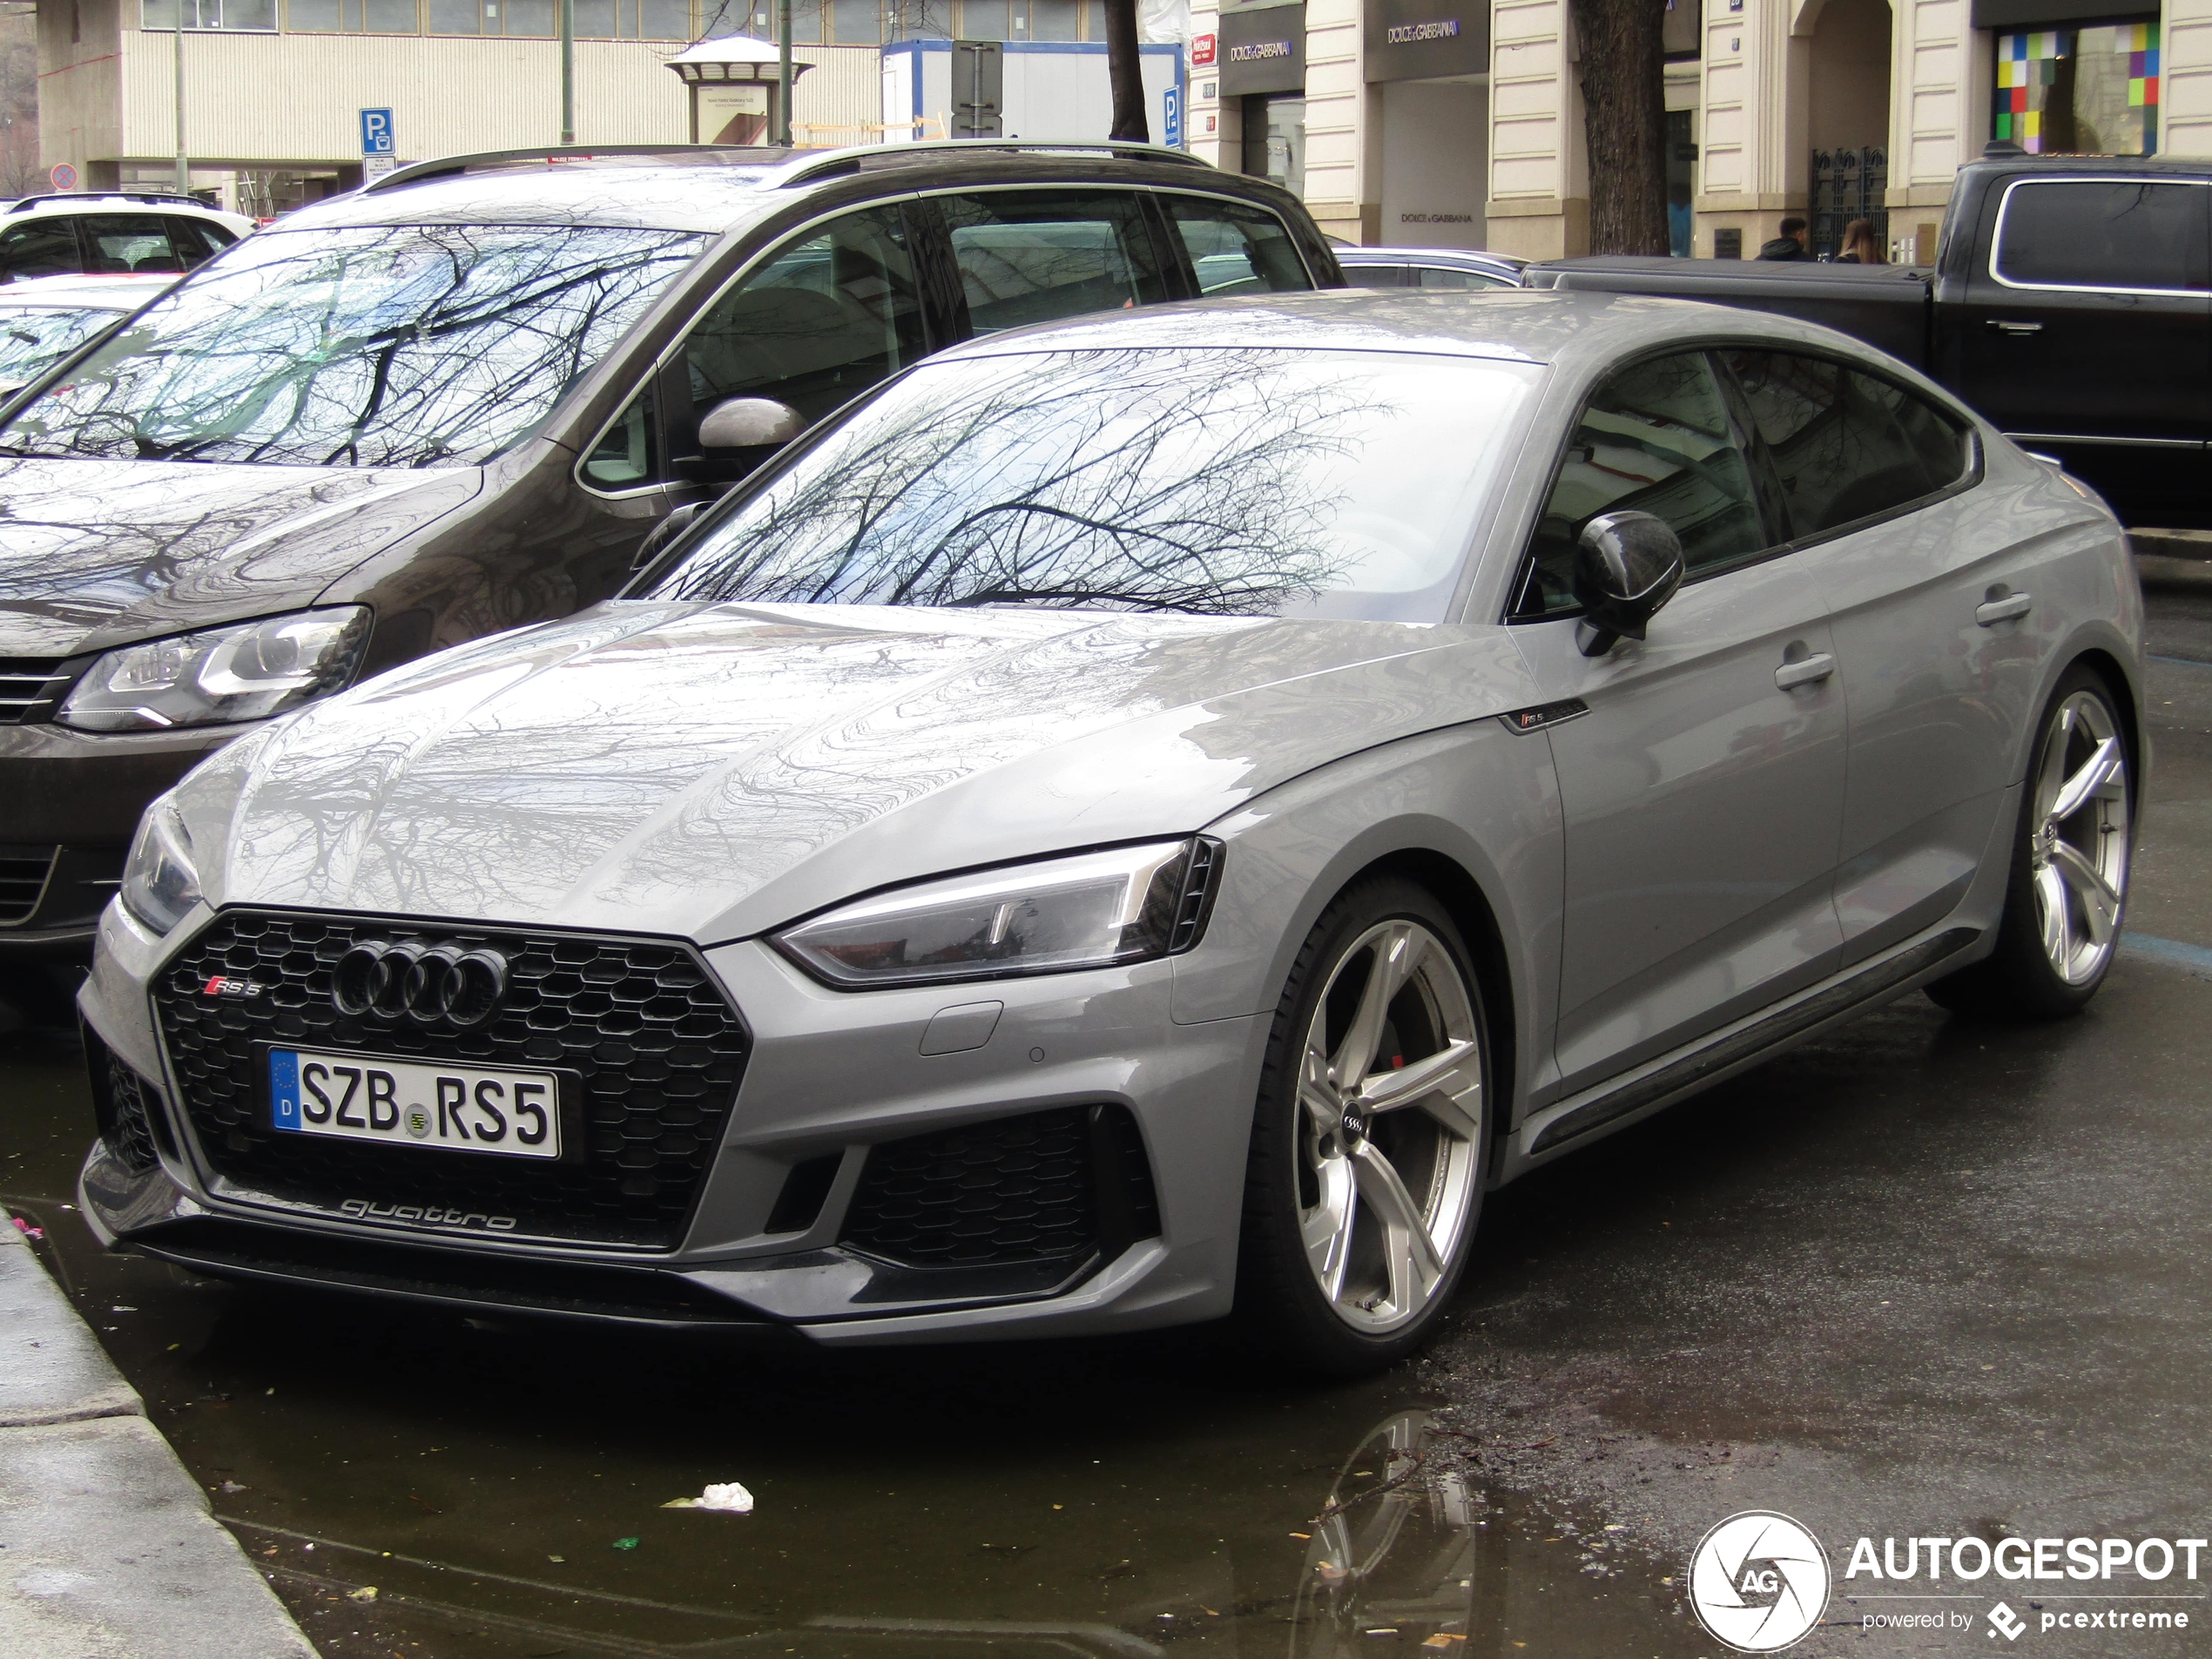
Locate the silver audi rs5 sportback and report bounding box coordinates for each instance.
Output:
[77,289,2143,1373]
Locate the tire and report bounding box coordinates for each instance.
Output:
[1233,878,1492,1376]
[1926,664,2134,1021]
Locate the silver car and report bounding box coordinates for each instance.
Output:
[77,290,2142,1372]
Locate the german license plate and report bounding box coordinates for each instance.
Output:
[268,1048,561,1159]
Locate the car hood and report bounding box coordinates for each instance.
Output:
[0,459,483,658]
[185,601,1543,944]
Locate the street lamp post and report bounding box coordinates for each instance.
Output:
[173,3,189,196]
[774,0,792,146]
[559,0,575,145]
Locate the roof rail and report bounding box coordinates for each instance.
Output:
[361,142,786,195]
[772,138,1212,189]
[7,190,211,213]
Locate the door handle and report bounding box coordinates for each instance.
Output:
[1775,651,1836,690]
[1977,591,2033,626]
[1987,320,2044,335]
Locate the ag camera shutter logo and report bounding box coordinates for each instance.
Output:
[1689,1511,1832,1652]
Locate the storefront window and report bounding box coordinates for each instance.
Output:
[1994,21,2159,154]
[143,0,278,27]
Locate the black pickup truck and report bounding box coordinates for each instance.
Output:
[1524,152,2211,528]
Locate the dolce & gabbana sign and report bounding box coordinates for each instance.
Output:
[1364,0,1487,79]
[1217,2,1305,95]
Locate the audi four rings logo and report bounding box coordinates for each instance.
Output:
[332,940,509,1028]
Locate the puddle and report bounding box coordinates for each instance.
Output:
[5,1026,1703,1658]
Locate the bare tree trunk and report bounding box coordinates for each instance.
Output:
[1104,0,1150,143]
[1570,0,1668,254]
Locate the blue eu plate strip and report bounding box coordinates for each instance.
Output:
[269,1049,301,1131]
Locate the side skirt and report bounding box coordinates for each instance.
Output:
[1510,926,1980,1165]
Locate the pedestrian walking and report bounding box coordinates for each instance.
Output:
[1835,218,1885,263]
[1757,217,1809,260]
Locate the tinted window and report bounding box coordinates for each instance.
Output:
[942,191,1170,334]
[81,214,184,275]
[653,347,1539,621]
[1341,264,1411,289]
[1414,266,1507,290]
[0,219,82,281]
[166,216,233,267]
[685,206,926,430]
[582,385,658,490]
[1165,198,1313,296]
[1993,180,2211,293]
[1720,350,1973,538]
[1520,352,1767,617]
[0,224,703,467]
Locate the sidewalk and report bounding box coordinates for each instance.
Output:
[0,1211,318,1658]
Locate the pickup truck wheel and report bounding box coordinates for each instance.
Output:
[1927,665,2132,1021]
[1233,879,1490,1376]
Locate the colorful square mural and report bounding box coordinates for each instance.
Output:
[1994,20,2160,155]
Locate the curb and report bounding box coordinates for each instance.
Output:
[1,1212,320,1658]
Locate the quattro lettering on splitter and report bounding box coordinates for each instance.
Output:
[337,1198,518,1231]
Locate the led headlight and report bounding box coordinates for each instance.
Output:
[775,837,1223,989]
[120,797,202,936]
[57,607,372,732]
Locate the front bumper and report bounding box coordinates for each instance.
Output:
[78,900,1260,1342]
[0,718,236,956]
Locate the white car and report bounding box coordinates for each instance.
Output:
[0,192,251,285]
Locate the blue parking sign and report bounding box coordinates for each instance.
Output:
[1163,85,1182,150]
[360,108,395,157]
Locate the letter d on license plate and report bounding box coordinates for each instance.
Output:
[268,1046,562,1159]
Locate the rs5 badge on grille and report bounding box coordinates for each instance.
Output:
[268,1047,562,1159]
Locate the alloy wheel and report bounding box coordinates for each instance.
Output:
[1296,920,1484,1333]
[2029,690,2130,986]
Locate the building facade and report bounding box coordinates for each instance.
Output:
[30,0,1136,210]
[1187,0,2212,257]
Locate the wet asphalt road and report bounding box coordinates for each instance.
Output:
[7,580,2212,1659]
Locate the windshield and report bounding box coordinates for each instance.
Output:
[0,306,123,388]
[0,223,704,467]
[651,347,1538,621]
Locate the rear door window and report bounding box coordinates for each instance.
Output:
[1342,263,1411,289]
[939,190,1170,334]
[1163,197,1313,297]
[682,204,928,432]
[0,219,84,281]
[1518,351,1769,617]
[166,217,235,267]
[1718,350,1973,539]
[81,215,187,274]
[1993,180,2210,293]
[1413,265,1507,290]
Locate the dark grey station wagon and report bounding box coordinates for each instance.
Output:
[0,140,1338,985]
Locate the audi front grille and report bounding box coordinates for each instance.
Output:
[152,911,752,1249]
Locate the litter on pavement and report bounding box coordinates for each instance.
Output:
[662,1482,754,1514]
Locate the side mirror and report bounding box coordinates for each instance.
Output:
[698,395,804,451]
[631,501,701,572]
[1572,509,1684,658]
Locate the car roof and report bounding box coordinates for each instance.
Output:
[937,287,1923,379]
[3,192,241,220]
[273,142,1296,236]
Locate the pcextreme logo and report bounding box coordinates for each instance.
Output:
[1689,1512,1831,1653]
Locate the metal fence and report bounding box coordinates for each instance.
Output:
[1811,145,1887,260]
